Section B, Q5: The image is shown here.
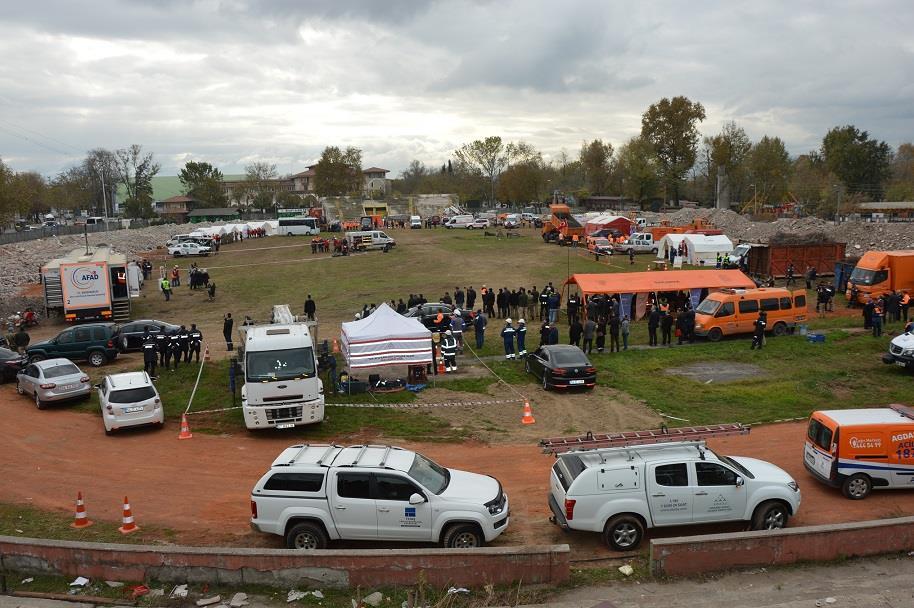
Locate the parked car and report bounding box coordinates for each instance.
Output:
[520,212,537,222]
[117,319,180,352]
[0,347,28,383]
[16,358,92,409]
[589,228,624,239]
[524,344,596,390]
[585,236,614,255]
[97,371,164,435]
[403,303,474,331]
[549,440,801,550]
[467,218,490,230]
[410,215,422,229]
[250,444,509,549]
[613,233,658,255]
[26,323,120,367]
[503,215,520,229]
[168,242,211,257]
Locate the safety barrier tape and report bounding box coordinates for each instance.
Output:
[184,398,524,416]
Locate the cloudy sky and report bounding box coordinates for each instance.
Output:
[1,0,913,178]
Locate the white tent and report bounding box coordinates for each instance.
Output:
[682,234,734,265]
[657,234,688,259]
[341,303,433,369]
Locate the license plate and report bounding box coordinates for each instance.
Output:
[897,361,907,367]
[276,423,295,429]
[60,384,77,390]
[568,379,585,385]
[124,406,144,413]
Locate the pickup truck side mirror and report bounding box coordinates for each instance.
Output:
[408,493,426,505]
[735,476,745,487]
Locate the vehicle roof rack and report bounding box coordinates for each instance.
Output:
[341,444,403,468]
[280,443,339,466]
[890,403,914,421]
[540,423,750,455]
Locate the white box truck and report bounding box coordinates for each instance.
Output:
[241,311,324,430]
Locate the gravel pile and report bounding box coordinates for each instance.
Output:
[0,223,216,317]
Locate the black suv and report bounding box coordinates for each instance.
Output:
[26,323,121,367]
[403,303,475,331]
[117,319,180,352]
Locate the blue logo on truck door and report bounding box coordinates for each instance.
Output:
[404,507,416,518]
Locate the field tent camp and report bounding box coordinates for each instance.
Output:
[563,269,755,320]
[681,234,734,265]
[657,234,688,260]
[583,214,635,236]
[340,303,433,369]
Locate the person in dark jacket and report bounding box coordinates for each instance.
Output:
[751,312,767,349]
[223,313,234,351]
[539,289,550,320]
[648,306,660,346]
[501,319,516,359]
[466,286,477,310]
[474,310,487,349]
[539,322,550,347]
[661,311,673,346]
[862,298,874,330]
[141,328,157,377]
[567,293,580,325]
[516,319,527,356]
[304,295,317,321]
[548,323,559,346]
[569,318,583,347]
[582,317,596,353]
[595,318,606,352]
[609,315,621,352]
[188,324,203,363]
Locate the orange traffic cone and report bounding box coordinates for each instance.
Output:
[178,414,193,440]
[203,347,211,362]
[118,496,139,534]
[521,400,536,425]
[71,492,93,529]
[437,357,445,375]
[332,338,340,354]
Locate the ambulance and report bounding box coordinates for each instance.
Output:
[803,404,914,499]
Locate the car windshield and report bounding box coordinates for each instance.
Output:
[594,238,610,245]
[551,350,589,366]
[711,451,756,479]
[696,298,722,315]
[849,267,888,286]
[108,386,157,403]
[245,347,315,381]
[43,363,81,378]
[407,453,450,494]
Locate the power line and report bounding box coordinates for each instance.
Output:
[0,118,82,154]
[0,123,78,158]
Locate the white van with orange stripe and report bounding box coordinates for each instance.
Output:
[804,404,914,499]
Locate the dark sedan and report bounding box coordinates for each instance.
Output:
[524,345,596,390]
[0,347,28,383]
[117,320,180,352]
[403,303,475,332]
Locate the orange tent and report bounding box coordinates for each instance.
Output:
[565,269,755,296]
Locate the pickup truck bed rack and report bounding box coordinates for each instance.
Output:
[540,423,750,454]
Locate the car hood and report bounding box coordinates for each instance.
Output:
[28,339,52,351]
[728,456,795,484]
[439,469,500,503]
[891,333,914,349]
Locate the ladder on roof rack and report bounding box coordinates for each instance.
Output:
[539,423,750,454]
[890,403,914,420]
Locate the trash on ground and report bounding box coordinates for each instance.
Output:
[230,592,250,607]
[288,590,308,603]
[197,595,222,606]
[69,576,90,587]
[363,591,384,607]
[171,584,189,599]
[20,578,34,584]
[618,564,635,576]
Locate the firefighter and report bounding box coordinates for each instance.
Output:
[501,318,516,360]
[141,328,157,377]
[441,330,458,372]
[516,319,527,357]
[751,311,767,350]
[188,323,203,363]
[178,324,190,363]
[155,330,168,367]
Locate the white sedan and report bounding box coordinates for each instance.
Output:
[467,218,490,229]
[168,242,211,257]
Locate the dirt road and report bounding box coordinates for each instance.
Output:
[4,381,914,553]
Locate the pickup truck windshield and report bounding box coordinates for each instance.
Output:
[246,347,315,381]
[711,451,756,479]
[849,267,888,286]
[696,299,721,315]
[407,453,450,494]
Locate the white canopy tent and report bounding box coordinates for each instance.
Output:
[656,234,688,259]
[341,303,433,369]
[682,234,734,265]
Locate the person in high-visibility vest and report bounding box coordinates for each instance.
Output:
[160,277,171,301]
[501,319,516,360]
[902,291,911,324]
[441,330,458,372]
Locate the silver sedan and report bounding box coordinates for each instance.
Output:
[16,358,92,409]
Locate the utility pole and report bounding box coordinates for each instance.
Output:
[833,184,842,225]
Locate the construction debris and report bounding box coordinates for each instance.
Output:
[363,591,384,607]
[197,596,222,607]
[230,592,250,607]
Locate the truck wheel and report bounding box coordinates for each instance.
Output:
[651,248,658,255]
[28,354,45,364]
[88,351,107,367]
[604,515,643,551]
[772,322,787,337]
[751,501,789,530]
[442,523,484,549]
[842,473,872,500]
[285,522,328,550]
[707,327,723,342]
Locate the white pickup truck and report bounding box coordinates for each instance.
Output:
[548,440,801,550]
[613,232,658,255]
[251,444,510,549]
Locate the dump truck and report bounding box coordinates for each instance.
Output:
[846,250,914,304]
[542,204,584,243]
[730,242,847,279]
[648,218,719,241]
[41,246,132,323]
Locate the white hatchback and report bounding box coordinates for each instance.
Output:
[97,371,165,435]
[168,242,211,257]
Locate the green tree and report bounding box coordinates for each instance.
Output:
[820,125,892,199]
[49,165,95,212]
[0,158,18,225]
[455,136,522,204]
[397,160,429,194]
[790,153,831,215]
[275,191,304,209]
[640,96,706,205]
[179,161,227,207]
[114,144,160,218]
[703,121,752,203]
[240,161,278,207]
[313,146,363,197]
[579,139,614,195]
[747,136,792,204]
[616,136,660,206]
[83,148,118,217]
[885,142,914,201]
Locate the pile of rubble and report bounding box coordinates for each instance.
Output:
[0,223,215,316]
[648,208,914,253]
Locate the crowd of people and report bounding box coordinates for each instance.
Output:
[861,291,911,337]
[158,262,216,302]
[140,323,204,378]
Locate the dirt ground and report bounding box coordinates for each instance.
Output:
[664,361,765,383]
[3,379,914,556]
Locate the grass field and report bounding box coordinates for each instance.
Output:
[103,226,914,441]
